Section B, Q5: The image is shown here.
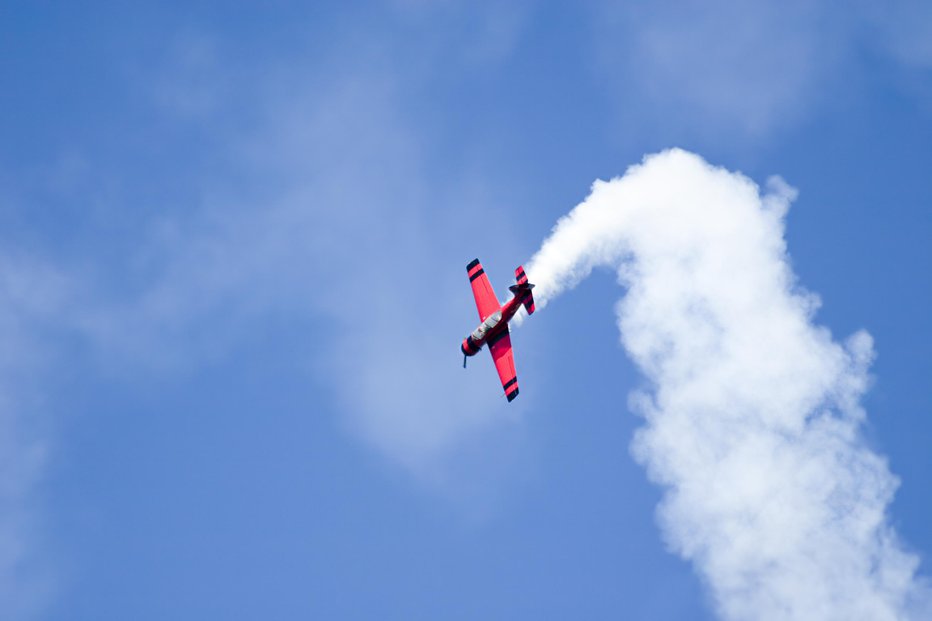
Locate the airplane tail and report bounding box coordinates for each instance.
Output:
[510,265,535,315]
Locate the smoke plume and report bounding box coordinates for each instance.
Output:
[523,149,928,620]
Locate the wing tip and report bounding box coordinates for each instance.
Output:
[504,377,519,402]
[467,258,480,271]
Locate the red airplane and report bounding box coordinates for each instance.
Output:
[461,259,535,402]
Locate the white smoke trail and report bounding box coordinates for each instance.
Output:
[523,149,929,620]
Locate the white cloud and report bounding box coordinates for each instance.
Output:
[523,149,929,619]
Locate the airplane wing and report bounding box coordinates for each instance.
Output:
[466,258,501,321]
[487,328,519,402]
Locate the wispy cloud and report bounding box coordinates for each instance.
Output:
[0,14,537,614]
[590,1,932,139]
[0,250,73,619]
[73,40,529,491]
[860,0,932,68]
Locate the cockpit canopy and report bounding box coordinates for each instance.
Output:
[470,310,502,341]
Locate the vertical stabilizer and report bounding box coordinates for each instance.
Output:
[515,266,535,315]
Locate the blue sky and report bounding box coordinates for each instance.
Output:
[1,2,930,619]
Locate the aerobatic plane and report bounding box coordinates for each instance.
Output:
[461,259,535,402]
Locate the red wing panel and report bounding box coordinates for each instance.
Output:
[487,327,519,402]
[467,258,501,321]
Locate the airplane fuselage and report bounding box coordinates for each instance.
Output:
[461,289,530,357]
[460,259,535,401]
